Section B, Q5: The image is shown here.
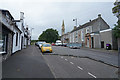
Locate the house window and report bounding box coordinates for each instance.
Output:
[81,29,84,41]
[0,34,7,54]
[76,31,78,42]
[16,33,18,46]
[86,27,90,33]
[73,33,74,43]
[70,34,71,43]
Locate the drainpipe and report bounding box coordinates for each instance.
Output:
[98,14,101,49]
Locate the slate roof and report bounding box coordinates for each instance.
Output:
[0,9,22,33]
[0,9,14,19]
[70,17,99,33]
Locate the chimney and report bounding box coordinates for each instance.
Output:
[74,26,77,29]
[98,14,101,18]
[20,12,24,20]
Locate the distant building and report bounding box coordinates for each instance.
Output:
[12,22,22,53]
[61,32,70,43]
[61,20,65,43]
[61,20,65,36]
[61,14,118,50]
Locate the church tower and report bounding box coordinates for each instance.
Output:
[61,20,65,36]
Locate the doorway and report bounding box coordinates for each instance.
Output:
[91,37,94,48]
[101,41,104,48]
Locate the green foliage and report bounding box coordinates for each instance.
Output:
[113,20,120,38]
[31,40,38,45]
[38,28,59,43]
[112,5,119,14]
[112,1,120,38]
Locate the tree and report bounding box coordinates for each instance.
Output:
[113,20,120,38]
[112,0,120,38]
[38,28,59,43]
[112,0,120,76]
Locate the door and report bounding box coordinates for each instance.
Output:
[91,37,94,48]
[87,38,89,48]
[101,41,104,48]
[21,36,23,49]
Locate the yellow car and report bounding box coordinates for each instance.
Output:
[41,43,52,53]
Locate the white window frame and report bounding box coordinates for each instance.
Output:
[73,33,74,43]
[0,35,7,54]
[81,29,84,41]
[76,31,78,42]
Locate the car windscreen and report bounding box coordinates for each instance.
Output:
[43,44,51,47]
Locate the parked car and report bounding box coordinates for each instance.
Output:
[35,42,41,46]
[41,43,52,53]
[62,43,67,47]
[38,41,46,49]
[55,40,62,46]
[69,43,81,49]
[68,44,73,48]
[51,43,55,46]
[35,41,46,48]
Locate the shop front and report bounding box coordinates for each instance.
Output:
[0,24,14,60]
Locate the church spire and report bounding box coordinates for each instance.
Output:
[61,20,65,35]
[62,20,65,27]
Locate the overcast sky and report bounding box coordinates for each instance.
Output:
[0,0,117,40]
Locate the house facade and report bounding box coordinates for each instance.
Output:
[0,9,31,60]
[61,32,70,43]
[12,23,22,53]
[61,14,118,50]
[0,9,14,60]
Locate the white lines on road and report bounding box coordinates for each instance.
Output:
[77,66,83,70]
[65,59,68,61]
[61,56,63,58]
[70,62,74,64]
[88,72,97,78]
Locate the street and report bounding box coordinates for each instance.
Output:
[2,45,118,79]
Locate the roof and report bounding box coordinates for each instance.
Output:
[71,17,99,33]
[0,9,14,19]
[15,22,22,33]
[0,9,22,33]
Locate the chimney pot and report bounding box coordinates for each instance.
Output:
[98,14,101,17]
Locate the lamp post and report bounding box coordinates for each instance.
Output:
[73,18,77,27]
[31,28,34,40]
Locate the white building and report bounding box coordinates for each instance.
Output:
[0,9,31,60]
[12,23,22,53]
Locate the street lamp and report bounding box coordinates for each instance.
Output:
[31,28,34,40]
[73,18,77,27]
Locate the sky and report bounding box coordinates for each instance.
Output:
[0,0,118,40]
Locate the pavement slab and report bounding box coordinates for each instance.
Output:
[2,45,55,78]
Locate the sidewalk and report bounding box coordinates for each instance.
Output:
[2,45,55,78]
[81,47,118,55]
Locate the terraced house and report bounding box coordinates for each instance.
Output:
[0,9,31,61]
[61,14,118,50]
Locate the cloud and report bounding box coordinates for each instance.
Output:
[0,1,117,40]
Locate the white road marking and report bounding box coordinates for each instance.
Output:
[61,56,63,58]
[77,66,83,70]
[88,72,97,78]
[65,59,68,61]
[70,62,74,64]
[71,57,74,58]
